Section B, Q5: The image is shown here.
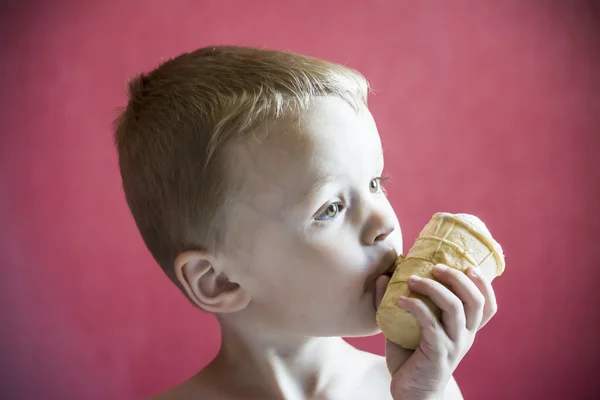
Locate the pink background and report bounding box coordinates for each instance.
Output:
[2,1,599,398]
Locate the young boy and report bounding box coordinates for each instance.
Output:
[114,46,498,399]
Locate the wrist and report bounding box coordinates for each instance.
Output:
[393,395,440,400]
[392,389,442,400]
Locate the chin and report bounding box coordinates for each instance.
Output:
[342,326,382,338]
[341,304,383,338]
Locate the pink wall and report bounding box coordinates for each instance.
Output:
[1,1,599,398]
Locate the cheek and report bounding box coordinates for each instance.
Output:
[223,208,261,255]
[266,239,365,298]
[306,239,370,284]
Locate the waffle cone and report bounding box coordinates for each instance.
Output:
[376,212,505,349]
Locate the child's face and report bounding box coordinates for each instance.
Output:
[220,96,402,338]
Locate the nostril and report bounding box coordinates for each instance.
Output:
[374,231,390,243]
[364,214,396,246]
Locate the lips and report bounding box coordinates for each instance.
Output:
[367,253,399,287]
[383,259,397,277]
[378,254,399,278]
[367,255,399,309]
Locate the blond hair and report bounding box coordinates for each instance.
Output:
[113,46,369,281]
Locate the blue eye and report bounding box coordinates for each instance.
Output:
[315,203,343,221]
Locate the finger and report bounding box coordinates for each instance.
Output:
[375,275,390,309]
[432,264,485,331]
[465,266,498,329]
[397,295,449,356]
[407,274,466,341]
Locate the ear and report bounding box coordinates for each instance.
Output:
[173,251,251,313]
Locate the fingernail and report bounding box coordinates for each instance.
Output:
[469,266,479,276]
[397,296,407,306]
[409,275,421,283]
[435,264,448,272]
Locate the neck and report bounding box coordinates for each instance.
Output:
[208,319,360,399]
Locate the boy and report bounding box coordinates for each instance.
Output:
[114,46,498,399]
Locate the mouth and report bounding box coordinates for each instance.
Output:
[366,253,400,291]
[380,263,396,281]
[377,254,399,278]
[382,262,396,278]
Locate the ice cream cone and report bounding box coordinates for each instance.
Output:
[376,212,505,349]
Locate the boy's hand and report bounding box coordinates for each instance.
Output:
[375,264,498,400]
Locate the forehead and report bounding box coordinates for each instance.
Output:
[305,99,382,170]
[226,96,383,212]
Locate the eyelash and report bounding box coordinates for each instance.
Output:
[314,174,390,224]
[314,202,345,224]
[376,174,391,192]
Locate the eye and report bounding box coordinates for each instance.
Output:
[369,178,380,193]
[315,202,343,221]
[370,175,390,194]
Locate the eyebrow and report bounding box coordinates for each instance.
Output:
[300,148,384,202]
[299,172,345,206]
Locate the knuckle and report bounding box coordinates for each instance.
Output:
[428,314,439,329]
[448,298,463,315]
[472,293,486,309]
[422,311,439,331]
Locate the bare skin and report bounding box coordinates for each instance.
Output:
[154,96,496,399]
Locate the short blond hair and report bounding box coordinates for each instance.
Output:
[113,46,369,280]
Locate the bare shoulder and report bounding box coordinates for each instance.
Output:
[348,350,393,399]
[356,350,390,381]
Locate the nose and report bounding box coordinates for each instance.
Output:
[362,207,396,246]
